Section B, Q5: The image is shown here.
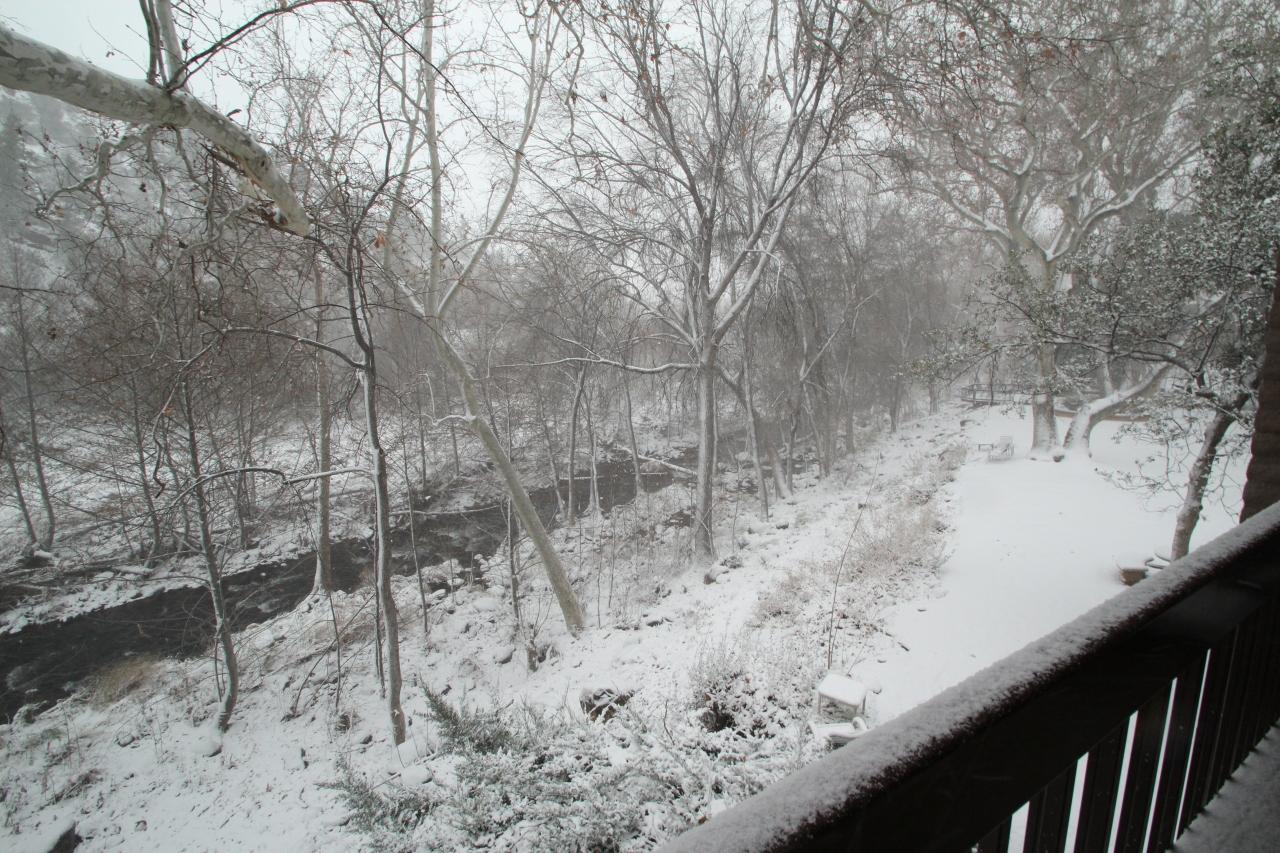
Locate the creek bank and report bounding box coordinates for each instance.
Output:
[0,453,693,720]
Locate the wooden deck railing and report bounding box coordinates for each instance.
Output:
[958,383,1104,408]
[958,382,1038,405]
[660,502,1280,853]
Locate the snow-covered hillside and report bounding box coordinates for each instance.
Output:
[0,404,1245,851]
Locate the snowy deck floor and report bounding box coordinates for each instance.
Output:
[1173,725,1280,853]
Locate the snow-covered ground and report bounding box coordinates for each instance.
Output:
[0,403,1246,851]
[1174,725,1280,853]
[858,406,1243,724]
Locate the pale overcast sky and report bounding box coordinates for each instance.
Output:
[2,0,153,78]
[1,0,254,108]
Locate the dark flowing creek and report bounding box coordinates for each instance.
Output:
[0,456,694,720]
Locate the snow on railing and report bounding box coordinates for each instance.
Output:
[959,382,1038,405]
[660,501,1280,852]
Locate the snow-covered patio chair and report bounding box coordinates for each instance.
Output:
[810,718,869,746]
[986,435,1014,461]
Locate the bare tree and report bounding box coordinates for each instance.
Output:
[544,0,866,557]
[882,0,1228,454]
[3,269,55,550]
[362,0,588,632]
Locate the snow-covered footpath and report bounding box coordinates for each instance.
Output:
[0,404,1244,851]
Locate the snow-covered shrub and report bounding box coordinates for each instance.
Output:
[423,689,518,754]
[687,638,818,738]
[905,443,966,502]
[328,758,434,841]
[842,503,945,599]
[433,720,664,851]
[751,571,811,624]
[342,664,822,851]
[828,461,951,647]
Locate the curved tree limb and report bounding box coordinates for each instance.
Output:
[0,25,309,235]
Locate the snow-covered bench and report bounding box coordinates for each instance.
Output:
[977,435,1014,461]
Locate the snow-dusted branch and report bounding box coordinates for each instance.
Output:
[496,355,697,375]
[0,25,310,235]
[218,326,362,370]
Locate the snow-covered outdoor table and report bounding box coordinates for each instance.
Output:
[815,672,868,717]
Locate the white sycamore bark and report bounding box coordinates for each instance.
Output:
[0,25,309,235]
[1063,364,1174,455]
[399,4,586,633]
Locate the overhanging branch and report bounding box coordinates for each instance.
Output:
[0,25,310,235]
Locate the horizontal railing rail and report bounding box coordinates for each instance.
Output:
[959,383,1037,404]
[661,502,1280,853]
[958,383,1103,408]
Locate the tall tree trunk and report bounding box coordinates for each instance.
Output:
[1023,251,1060,455]
[746,398,769,519]
[313,268,333,593]
[585,389,601,519]
[622,370,643,501]
[361,365,406,744]
[785,403,801,493]
[15,297,54,549]
[803,384,829,477]
[421,0,460,484]
[566,365,588,524]
[129,387,163,565]
[162,437,193,552]
[888,377,901,433]
[694,338,718,560]
[234,396,257,546]
[416,390,429,487]
[180,379,238,732]
[401,448,430,637]
[0,396,37,545]
[1172,392,1249,559]
[341,228,405,742]
[538,396,564,516]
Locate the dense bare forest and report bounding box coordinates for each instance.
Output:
[0,0,1277,849]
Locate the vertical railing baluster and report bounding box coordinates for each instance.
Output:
[1261,600,1280,734]
[1244,602,1279,751]
[1233,616,1263,773]
[1114,686,1172,852]
[1074,724,1127,853]
[1209,624,1254,793]
[1180,634,1236,832]
[976,816,1012,853]
[1232,610,1269,771]
[1024,765,1077,852]
[1146,658,1207,851]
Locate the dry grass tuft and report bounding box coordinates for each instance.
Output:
[88,654,161,708]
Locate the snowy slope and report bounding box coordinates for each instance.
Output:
[0,402,1246,851]
[855,406,1243,724]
